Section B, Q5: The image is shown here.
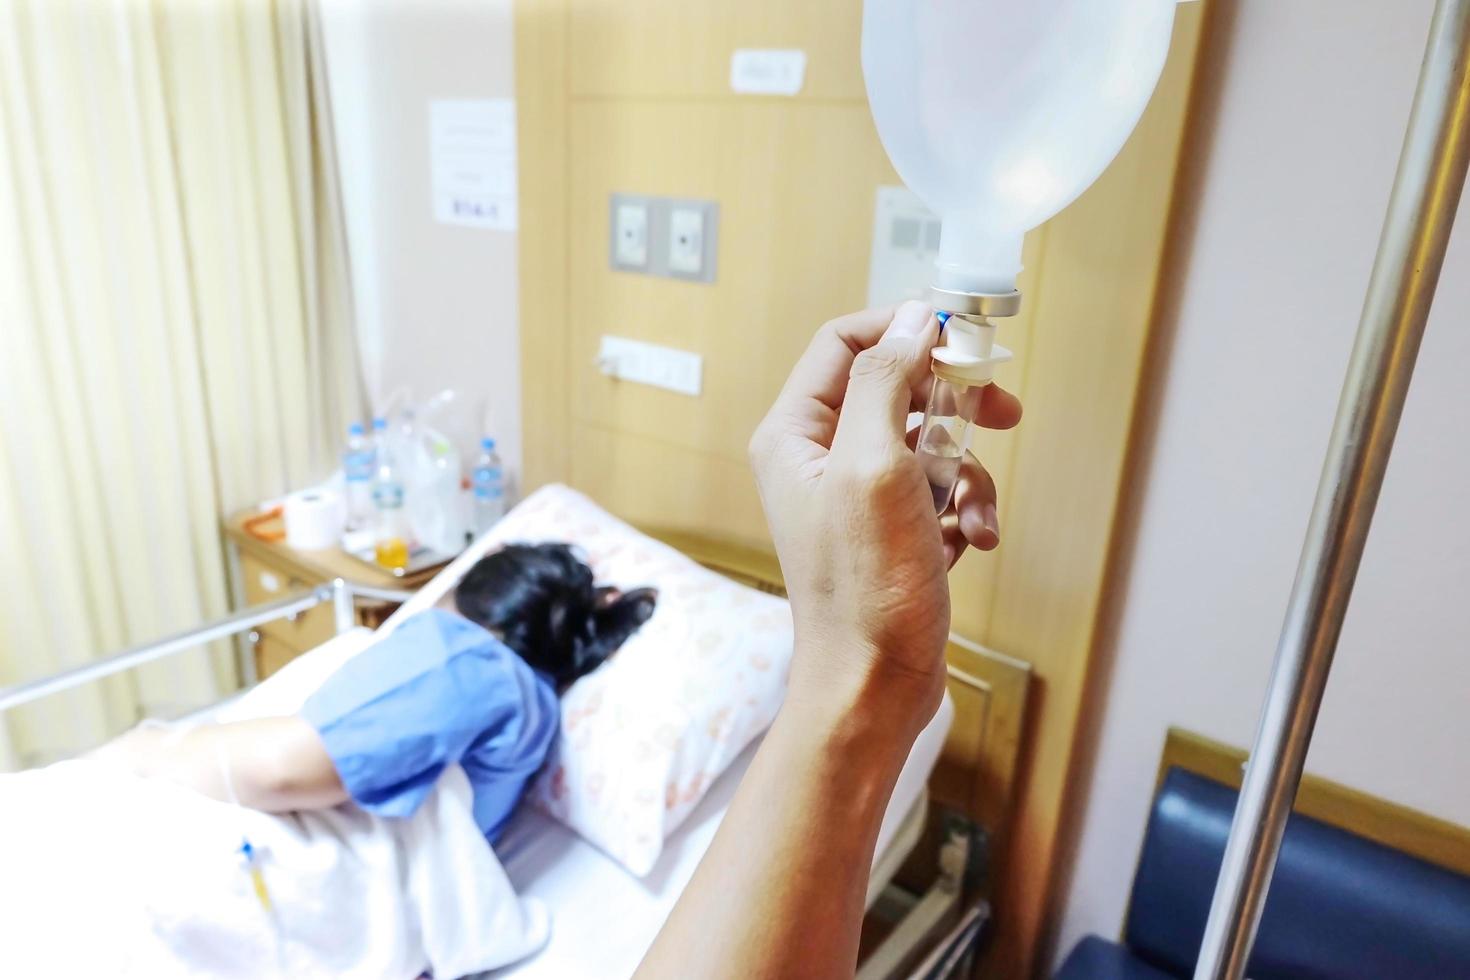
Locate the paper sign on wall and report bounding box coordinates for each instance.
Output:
[730,49,807,96]
[430,98,517,230]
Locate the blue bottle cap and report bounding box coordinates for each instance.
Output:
[372,417,387,431]
[348,422,364,436]
[481,437,496,451]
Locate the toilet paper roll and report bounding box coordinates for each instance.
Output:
[284,489,346,550]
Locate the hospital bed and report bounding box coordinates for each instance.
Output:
[0,523,1030,979]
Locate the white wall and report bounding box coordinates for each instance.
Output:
[1056,0,1470,961]
[320,0,521,478]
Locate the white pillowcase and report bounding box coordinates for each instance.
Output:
[486,485,795,876]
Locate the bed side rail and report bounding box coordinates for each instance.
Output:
[0,579,414,714]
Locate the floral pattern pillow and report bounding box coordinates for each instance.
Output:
[487,485,794,876]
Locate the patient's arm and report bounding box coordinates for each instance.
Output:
[95,716,347,812]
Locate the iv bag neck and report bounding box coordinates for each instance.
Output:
[935,221,1024,295]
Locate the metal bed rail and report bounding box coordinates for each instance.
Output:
[0,578,416,715]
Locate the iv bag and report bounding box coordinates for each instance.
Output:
[862,0,1179,294]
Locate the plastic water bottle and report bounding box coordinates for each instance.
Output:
[372,418,410,570]
[342,422,376,531]
[370,416,389,462]
[426,436,467,553]
[471,437,506,535]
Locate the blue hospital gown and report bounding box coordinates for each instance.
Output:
[301,609,558,842]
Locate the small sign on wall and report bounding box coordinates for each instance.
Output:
[430,98,517,230]
[729,49,807,96]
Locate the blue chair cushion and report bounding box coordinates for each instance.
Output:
[1054,935,1179,980]
[1124,768,1470,980]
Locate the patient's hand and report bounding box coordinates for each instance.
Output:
[748,301,1021,739]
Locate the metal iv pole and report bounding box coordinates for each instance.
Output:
[1194,1,1470,977]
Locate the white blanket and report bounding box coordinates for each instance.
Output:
[0,630,550,979]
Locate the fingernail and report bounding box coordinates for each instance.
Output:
[888,300,932,339]
[982,503,1000,540]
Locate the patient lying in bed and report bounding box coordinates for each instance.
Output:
[97,543,657,841]
[1,543,656,978]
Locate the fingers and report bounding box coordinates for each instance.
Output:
[952,452,999,551]
[780,306,896,404]
[912,380,1017,427]
[977,382,1022,431]
[829,302,939,457]
[941,514,967,568]
[903,420,1002,562]
[938,449,1000,567]
[763,302,939,455]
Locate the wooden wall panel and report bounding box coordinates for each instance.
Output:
[567,101,899,463]
[945,228,1050,636]
[569,423,771,548]
[515,0,1211,974]
[515,0,570,492]
[568,0,866,100]
[980,8,1209,975]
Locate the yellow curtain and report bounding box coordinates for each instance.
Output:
[0,0,365,768]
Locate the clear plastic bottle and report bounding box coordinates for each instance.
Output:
[471,437,506,536]
[370,416,389,462]
[428,436,467,551]
[341,422,376,531]
[371,418,410,570]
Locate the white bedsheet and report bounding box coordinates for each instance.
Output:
[0,758,547,979]
[486,693,955,979]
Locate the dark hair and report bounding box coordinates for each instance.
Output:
[454,543,657,689]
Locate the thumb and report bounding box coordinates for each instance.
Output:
[831,300,936,456]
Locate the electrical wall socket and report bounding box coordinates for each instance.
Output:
[612,200,650,268]
[667,206,706,275]
[608,194,718,283]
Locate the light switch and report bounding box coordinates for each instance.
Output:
[613,201,649,268]
[667,206,705,275]
[597,335,703,396]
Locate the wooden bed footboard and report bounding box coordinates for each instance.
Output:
[640,526,1032,893]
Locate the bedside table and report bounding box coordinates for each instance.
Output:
[222,509,452,680]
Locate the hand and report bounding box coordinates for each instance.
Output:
[639,301,1019,979]
[749,301,1022,735]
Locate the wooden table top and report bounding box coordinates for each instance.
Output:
[222,507,451,592]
